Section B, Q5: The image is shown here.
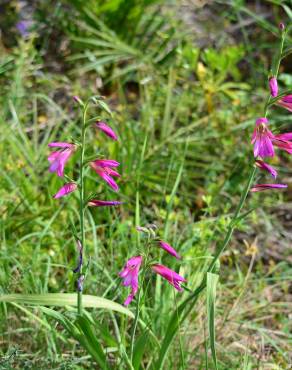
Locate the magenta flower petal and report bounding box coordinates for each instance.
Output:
[119,256,142,306]
[92,159,120,168]
[48,151,60,162]
[276,95,292,112]
[54,183,78,199]
[151,264,186,291]
[48,143,76,177]
[274,133,292,141]
[88,200,122,207]
[269,77,278,97]
[255,160,277,179]
[97,169,119,191]
[255,118,268,126]
[158,240,181,259]
[250,183,287,192]
[90,163,120,191]
[96,121,118,141]
[48,142,75,149]
[272,139,292,154]
[251,118,275,158]
[105,168,120,177]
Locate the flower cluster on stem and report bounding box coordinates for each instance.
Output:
[48,96,121,315]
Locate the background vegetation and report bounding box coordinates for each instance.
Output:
[0,1,291,369]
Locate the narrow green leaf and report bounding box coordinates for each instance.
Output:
[0,293,134,318]
[132,331,149,370]
[206,272,219,370]
[75,315,109,369]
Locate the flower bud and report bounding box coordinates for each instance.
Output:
[269,76,278,97]
[73,96,84,107]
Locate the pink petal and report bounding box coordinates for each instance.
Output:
[276,95,292,112]
[96,121,118,140]
[54,183,78,198]
[48,151,60,162]
[119,256,142,306]
[92,159,120,168]
[273,139,292,154]
[255,160,277,179]
[158,240,181,259]
[151,264,186,291]
[274,133,292,141]
[250,183,287,192]
[48,142,74,149]
[255,117,268,126]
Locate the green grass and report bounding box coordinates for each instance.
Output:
[0,1,291,369]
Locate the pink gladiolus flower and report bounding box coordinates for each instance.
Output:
[92,159,120,168]
[119,256,143,306]
[48,142,76,177]
[274,133,292,141]
[251,118,275,158]
[151,264,186,291]
[255,160,277,179]
[158,240,181,259]
[269,77,278,97]
[272,138,292,154]
[88,200,122,207]
[276,95,292,112]
[54,183,77,199]
[272,133,292,154]
[90,161,120,191]
[250,183,287,192]
[96,121,118,141]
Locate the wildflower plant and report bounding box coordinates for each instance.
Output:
[44,22,292,368]
[1,20,291,370]
[119,224,186,361]
[48,96,122,315]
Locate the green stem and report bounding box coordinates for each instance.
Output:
[265,31,285,118]
[77,102,89,315]
[207,165,256,274]
[274,32,285,78]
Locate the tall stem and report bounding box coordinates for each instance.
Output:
[77,102,89,315]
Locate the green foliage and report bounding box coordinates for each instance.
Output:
[0,1,291,369]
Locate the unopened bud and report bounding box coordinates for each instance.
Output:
[73,96,84,106]
[279,22,285,31]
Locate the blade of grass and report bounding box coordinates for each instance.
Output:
[206,272,219,370]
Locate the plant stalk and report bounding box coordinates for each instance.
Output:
[77,102,89,315]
